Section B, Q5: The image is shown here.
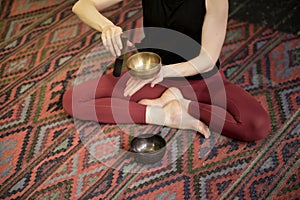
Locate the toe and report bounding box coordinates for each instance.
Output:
[198,122,210,138]
[138,99,162,107]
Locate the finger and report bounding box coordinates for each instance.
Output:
[126,77,141,87]
[151,70,164,87]
[103,29,126,57]
[116,31,123,50]
[101,29,114,55]
[198,122,211,138]
[103,27,116,57]
[151,77,162,87]
[124,78,137,96]
[111,28,121,56]
[101,33,108,50]
[151,78,159,87]
[124,84,137,96]
[105,31,116,57]
[126,77,134,86]
[125,82,140,96]
[129,79,150,95]
[124,79,144,96]
[127,84,145,96]
[127,40,134,47]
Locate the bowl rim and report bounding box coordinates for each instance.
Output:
[126,52,162,71]
[130,134,166,154]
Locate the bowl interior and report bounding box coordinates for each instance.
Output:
[131,134,166,154]
[127,52,161,71]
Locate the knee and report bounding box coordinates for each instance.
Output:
[244,111,271,141]
[62,88,74,116]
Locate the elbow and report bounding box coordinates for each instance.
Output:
[72,1,79,14]
[202,54,219,72]
[191,53,217,73]
[207,64,215,72]
[202,63,215,73]
[72,0,90,14]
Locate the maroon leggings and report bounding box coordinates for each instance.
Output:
[63,70,271,141]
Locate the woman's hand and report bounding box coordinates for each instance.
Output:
[124,70,164,97]
[101,25,123,57]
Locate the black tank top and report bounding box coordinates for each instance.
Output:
[142,0,206,44]
[138,0,219,79]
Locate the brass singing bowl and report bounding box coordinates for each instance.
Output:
[130,134,166,164]
[126,52,162,79]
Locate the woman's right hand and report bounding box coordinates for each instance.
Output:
[101,25,123,57]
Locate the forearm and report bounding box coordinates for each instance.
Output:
[72,0,121,32]
[161,0,228,78]
[161,53,213,78]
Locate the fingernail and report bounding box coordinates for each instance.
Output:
[206,129,211,138]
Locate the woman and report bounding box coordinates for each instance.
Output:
[63,0,271,141]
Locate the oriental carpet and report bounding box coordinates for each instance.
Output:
[0,0,299,199]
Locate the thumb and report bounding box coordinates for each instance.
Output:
[127,40,134,47]
[151,79,159,87]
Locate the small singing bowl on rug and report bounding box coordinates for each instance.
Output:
[126,52,162,79]
[130,134,166,164]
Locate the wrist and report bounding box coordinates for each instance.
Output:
[99,22,115,32]
[161,65,170,78]
[161,63,187,78]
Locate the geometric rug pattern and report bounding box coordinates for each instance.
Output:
[0,0,299,199]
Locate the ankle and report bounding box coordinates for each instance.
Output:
[163,100,182,127]
[145,106,166,125]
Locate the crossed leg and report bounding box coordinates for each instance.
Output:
[138,87,210,138]
[63,71,270,141]
[138,78,271,142]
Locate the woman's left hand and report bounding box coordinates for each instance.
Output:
[124,70,163,96]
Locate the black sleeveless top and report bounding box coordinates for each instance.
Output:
[138,0,219,79]
[142,0,206,44]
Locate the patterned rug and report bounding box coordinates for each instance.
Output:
[0,0,299,199]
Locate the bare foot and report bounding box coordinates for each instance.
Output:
[163,100,210,138]
[139,87,183,107]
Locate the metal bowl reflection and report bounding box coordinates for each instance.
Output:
[126,52,162,79]
[130,134,166,164]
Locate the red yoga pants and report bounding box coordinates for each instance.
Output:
[63,70,271,141]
